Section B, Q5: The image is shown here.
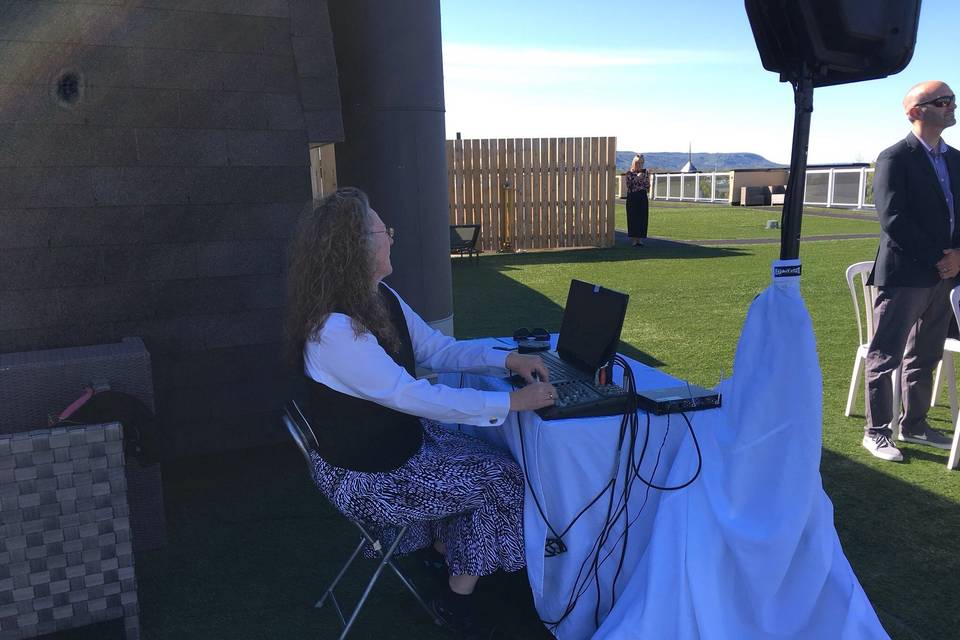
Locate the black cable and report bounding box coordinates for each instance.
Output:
[538,357,642,631]
[515,355,706,634]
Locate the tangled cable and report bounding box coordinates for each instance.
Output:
[517,355,703,634]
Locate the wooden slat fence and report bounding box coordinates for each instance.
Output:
[447,136,617,252]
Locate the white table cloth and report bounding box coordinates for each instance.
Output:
[442,260,887,639]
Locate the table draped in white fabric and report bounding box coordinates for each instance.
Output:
[441,260,887,640]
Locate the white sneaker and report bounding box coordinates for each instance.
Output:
[862,433,903,462]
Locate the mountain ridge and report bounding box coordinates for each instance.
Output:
[617,151,786,173]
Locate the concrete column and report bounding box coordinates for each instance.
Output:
[328,0,453,333]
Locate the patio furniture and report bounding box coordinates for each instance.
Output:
[937,286,960,470]
[281,402,440,639]
[0,338,167,553]
[450,224,482,264]
[768,185,786,206]
[0,422,139,639]
[844,261,902,436]
[739,186,770,206]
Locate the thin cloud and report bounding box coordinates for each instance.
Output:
[443,42,749,71]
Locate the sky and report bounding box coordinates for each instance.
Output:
[439,0,957,165]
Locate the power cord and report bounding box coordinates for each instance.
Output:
[515,356,704,634]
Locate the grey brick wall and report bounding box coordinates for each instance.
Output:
[0,0,344,458]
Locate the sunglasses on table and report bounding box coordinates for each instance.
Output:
[513,327,550,342]
[915,94,956,109]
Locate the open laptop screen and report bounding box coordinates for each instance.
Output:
[556,280,629,374]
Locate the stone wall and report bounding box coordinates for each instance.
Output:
[0,0,343,457]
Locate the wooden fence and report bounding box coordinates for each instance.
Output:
[446,137,618,252]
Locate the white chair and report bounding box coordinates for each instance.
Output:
[844,261,902,436]
[940,287,960,470]
[930,325,959,411]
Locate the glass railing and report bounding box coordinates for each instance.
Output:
[648,167,875,209]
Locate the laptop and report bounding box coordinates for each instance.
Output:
[536,280,630,384]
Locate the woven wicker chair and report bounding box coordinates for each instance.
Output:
[0,337,165,639]
[0,423,140,639]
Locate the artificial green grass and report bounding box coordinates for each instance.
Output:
[614,202,879,241]
[451,228,959,640]
[69,204,949,640]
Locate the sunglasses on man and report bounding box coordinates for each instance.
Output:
[915,94,956,109]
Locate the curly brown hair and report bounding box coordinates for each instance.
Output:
[284,187,400,365]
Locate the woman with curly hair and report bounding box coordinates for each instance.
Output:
[285,187,557,638]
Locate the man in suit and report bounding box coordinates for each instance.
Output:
[864,80,960,461]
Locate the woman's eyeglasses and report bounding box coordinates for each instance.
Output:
[368,227,395,240]
[916,94,956,109]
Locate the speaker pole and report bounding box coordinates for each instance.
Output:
[780,66,814,260]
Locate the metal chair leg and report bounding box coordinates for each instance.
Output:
[385,558,443,626]
[315,536,367,625]
[337,525,411,640]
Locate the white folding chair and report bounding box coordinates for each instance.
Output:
[844,261,902,435]
[282,401,440,638]
[939,287,960,470]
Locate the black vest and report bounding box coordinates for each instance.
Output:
[305,285,424,472]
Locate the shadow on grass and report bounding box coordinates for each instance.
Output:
[47,445,551,640]
[451,248,679,368]
[55,436,959,640]
[452,241,749,272]
[820,448,959,640]
[451,242,751,369]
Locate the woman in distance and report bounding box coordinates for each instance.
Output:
[284,187,557,638]
[624,153,651,247]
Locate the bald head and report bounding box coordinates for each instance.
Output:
[904,80,952,117]
[901,80,956,143]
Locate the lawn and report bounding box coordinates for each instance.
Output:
[71,204,950,640]
[451,209,958,640]
[614,201,879,241]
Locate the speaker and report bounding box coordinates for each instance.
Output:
[745,0,922,87]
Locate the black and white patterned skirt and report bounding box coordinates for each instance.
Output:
[309,420,526,577]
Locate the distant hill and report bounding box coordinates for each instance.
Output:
[616,151,785,173]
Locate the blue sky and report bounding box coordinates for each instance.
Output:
[440,0,956,165]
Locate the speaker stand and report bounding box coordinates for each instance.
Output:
[780,67,815,260]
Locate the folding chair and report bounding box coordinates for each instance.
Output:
[450,224,482,264]
[282,401,441,638]
[936,287,960,470]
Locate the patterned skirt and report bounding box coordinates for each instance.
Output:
[309,420,526,577]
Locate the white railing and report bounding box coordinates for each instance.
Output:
[803,167,875,209]
[649,166,875,209]
[652,171,732,203]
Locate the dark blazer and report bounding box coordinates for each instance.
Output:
[869,133,960,287]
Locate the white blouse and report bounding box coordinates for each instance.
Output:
[304,285,512,426]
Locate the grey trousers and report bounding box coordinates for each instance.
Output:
[865,279,953,436]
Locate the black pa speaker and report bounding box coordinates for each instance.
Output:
[745,0,922,87]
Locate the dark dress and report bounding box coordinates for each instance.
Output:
[625,169,650,239]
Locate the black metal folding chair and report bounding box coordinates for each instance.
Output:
[282,401,441,639]
[450,224,482,264]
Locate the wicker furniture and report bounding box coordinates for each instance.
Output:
[0,423,139,639]
[0,337,165,638]
[0,338,155,433]
[0,338,167,552]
